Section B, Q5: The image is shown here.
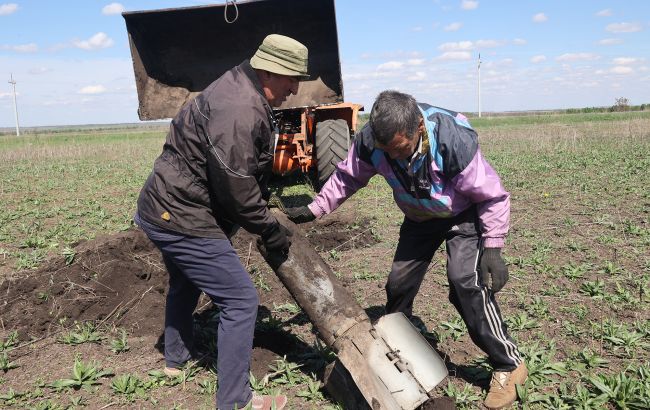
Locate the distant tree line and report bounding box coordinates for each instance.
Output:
[565,97,648,114]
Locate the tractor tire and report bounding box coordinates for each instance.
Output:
[315,119,350,189]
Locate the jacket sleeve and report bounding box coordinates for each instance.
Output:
[195,99,277,236]
[451,148,510,248]
[309,140,377,217]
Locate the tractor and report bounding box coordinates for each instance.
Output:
[122,0,363,188]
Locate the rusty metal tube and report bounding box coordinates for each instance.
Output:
[258,210,368,347]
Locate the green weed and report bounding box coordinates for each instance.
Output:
[0,331,18,351]
[520,341,567,387]
[296,373,324,402]
[109,329,130,354]
[507,312,540,331]
[111,373,143,395]
[0,352,18,372]
[58,322,104,345]
[439,316,467,341]
[272,302,301,315]
[443,382,481,409]
[580,280,606,298]
[49,355,113,391]
[197,377,217,396]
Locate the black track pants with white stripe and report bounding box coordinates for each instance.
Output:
[385,207,522,371]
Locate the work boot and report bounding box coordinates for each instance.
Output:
[163,366,183,377]
[242,394,287,410]
[484,363,528,409]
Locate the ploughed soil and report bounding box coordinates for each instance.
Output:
[0,209,461,409]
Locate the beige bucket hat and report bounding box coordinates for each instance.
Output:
[250,34,309,80]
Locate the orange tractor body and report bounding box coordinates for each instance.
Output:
[273,102,363,181]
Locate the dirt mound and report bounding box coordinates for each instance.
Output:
[0,216,378,344]
[0,229,167,341]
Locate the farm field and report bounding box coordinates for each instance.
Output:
[1,111,649,409]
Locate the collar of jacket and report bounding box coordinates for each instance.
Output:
[240,59,266,101]
[406,127,430,176]
[240,59,277,127]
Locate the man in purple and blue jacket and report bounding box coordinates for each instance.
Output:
[286,90,527,409]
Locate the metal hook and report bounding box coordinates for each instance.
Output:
[224,0,239,24]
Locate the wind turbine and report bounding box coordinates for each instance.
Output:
[477,53,482,118]
[8,73,20,136]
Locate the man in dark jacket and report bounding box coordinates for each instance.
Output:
[135,34,308,410]
[285,90,527,409]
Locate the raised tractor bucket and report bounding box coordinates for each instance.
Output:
[260,211,448,410]
[122,0,344,120]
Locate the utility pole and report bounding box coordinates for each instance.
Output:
[8,74,20,136]
[477,53,482,118]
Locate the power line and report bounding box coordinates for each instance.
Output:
[8,73,20,136]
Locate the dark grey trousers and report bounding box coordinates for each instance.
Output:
[135,213,256,410]
[385,207,522,371]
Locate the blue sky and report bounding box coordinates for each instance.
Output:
[1,0,649,127]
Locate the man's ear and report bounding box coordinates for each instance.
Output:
[418,117,425,135]
[256,69,272,85]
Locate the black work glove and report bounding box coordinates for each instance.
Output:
[479,248,509,293]
[260,223,292,254]
[284,206,315,224]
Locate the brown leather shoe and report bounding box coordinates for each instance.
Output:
[484,363,528,409]
[244,394,287,410]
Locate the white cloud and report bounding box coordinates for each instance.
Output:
[610,66,633,74]
[438,51,472,61]
[606,22,642,33]
[48,43,70,52]
[531,55,547,63]
[476,39,503,48]
[444,22,463,32]
[1,43,38,53]
[42,99,74,107]
[596,9,612,17]
[102,2,125,15]
[73,32,114,50]
[0,3,18,15]
[461,1,478,10]
[29,67,52,75]
[439,41,473,51]
[377,61,404,71]
[373,58,425,72]
[78,85,107,94]
[407,59,425,66]
[556,53,600,62]
[533,13,548,23]
[612,57,639,65]
[598,38,623,46]
[407,72,426,81]
[411,26,423,32]
[14,43,38,53]
[513,38,527,45]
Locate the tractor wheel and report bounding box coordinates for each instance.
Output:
[315,119,350,189]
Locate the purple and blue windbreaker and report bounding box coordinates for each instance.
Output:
[308,103,510,248]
